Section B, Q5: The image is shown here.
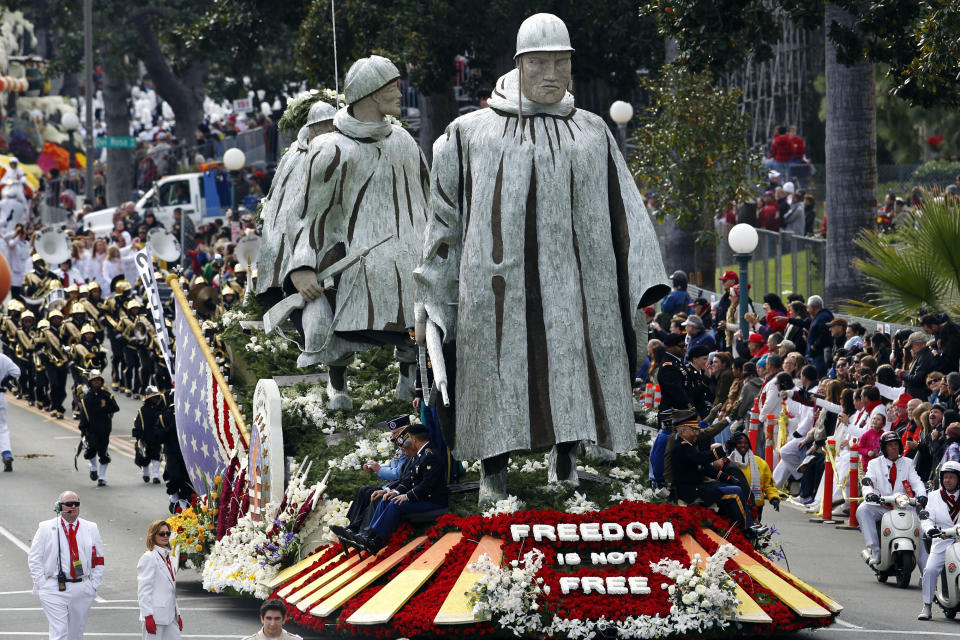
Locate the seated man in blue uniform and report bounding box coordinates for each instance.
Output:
[671,409,766,539]
[333,424,448,554]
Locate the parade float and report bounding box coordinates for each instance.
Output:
[158,12,844,638]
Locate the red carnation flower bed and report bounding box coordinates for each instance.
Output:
[276,501,837,638]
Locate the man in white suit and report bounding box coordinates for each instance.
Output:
[137,520,181,638]
[27,490,104,640]
[918,461,960,620]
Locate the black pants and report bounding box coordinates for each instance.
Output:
[83,428,111,464]
[108,335,123,385]
[346,486,384,531]
[45,364,67,413]
[800,452,825,500]
[123,347,139,393]
[137,348,155,391]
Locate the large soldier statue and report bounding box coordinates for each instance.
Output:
[416,14,669,504]
[259,55,429,410]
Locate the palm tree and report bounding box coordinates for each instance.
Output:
[824,2,877,306]
[843,198,960,323]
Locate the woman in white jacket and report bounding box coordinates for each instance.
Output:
[137,520,181,639]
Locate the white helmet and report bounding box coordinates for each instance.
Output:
[941,460,960,484]
[343,55,400,105]
[515,13,575,59]
[305,100,336,126]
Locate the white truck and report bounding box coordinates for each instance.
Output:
[83,172,227,236]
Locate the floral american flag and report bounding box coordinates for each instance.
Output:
[174,304,245,493]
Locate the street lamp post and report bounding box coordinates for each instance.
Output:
[727,223,759,338]
[609,100,634,156]
[223,147,246,221]
[62,112,79,168]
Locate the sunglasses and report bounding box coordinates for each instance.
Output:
[156,531,171,537]
[62,501,80,507]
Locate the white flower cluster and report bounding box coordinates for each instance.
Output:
[327,430,396,471]
[300,497,352,546]
[650,544,739,634]
[482,495,525,517]
[218,308,248,330]
[202,515,279,599]
[468,544,739,640]
[564,491,600,514]
[509,455,548,473]
[287,88,345,109]
[469,549,548,635]
[243,331,291,354]
[609,481,658,504]
[608,466,644,482]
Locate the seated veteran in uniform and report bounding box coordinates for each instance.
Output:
[333,423,448,555]
[671,410,767,539]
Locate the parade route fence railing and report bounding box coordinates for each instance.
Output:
[714,226,826,298]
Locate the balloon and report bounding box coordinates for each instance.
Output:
[0,252,13,303]
[0,77,7,92]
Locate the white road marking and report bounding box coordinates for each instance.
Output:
[815,630,960,636]
[833,618,863,629]
[0,590,32,595]
[0,523,31,553]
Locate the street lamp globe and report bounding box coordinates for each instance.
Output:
[61,112,80,131]
[223,148,246,171]
[609,100,634,125]
[728,223,759,255]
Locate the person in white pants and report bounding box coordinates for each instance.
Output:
[137,520,182,639]
[859,432,927,567]
[27,491,104,640]
[0,348,21,471]
[918,461,960,620]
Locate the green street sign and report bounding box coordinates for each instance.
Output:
[94,136,137,149]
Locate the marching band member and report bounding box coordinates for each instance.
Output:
[27,490,105,640]
[0,345,20,471]
[40,309,70,419]
[78,370,120,487]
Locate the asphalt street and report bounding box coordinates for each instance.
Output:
[0,390,958,639]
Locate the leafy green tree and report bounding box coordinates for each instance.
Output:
[629,65,760,281]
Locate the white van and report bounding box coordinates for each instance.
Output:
[83,172,227,236]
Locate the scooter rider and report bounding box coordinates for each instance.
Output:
[860,430,927,566]
[918,460,960,620]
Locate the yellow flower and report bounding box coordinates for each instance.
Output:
[195,544,203,552]
[211,492,219,500]
[197,526,204,532]
[214,475,222,484]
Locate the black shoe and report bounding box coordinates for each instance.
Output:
[89,470,98,481]
[3,458,11,472]
[330,525,360,554]
[168,502,176,514]
[143,475,150,483]
[152,478,161,484]
[356,532,383,555]
[97,479,106,487]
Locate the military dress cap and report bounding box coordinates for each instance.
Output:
[114,279,132,293]
[672,409,700,428]
[87,369,104,382]
[64,283,79,294]
[70,301,86,314]
[48,309,64,320]
[20,310,35,320]
[37,318,50,330]
[687,344,711,359]
[514,13,575,58]
[87,281,101,290]
[31,253,42,262]
[663,333,684,348]
[81,323,96,334]
[343,55,400,105]
[126,299,143,310]
[306,99,337,126]
[7,300,24,312]
[79,283,90,294]
[374,414,411,431]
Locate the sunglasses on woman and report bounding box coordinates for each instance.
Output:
[156,531,171,537]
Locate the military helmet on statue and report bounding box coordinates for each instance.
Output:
[343,55,400,105]
[306,100,337,127]
[514,13,575,58]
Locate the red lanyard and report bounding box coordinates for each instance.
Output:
[159,550,175,582]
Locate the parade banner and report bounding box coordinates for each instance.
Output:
[134,249,174,374]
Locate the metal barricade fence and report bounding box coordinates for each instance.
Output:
[714,225,825,298]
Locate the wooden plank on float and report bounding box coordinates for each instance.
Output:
[276,552,347,599]
[764,560,844,613]
[702,529,830,618]
[346,532,463,625]
[679,534,772,624]
[434,535,504,625]
[264,549,336,591]
[309,536,429,618]
[289,553,366,607]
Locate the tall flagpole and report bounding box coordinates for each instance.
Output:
[83,0,95,204]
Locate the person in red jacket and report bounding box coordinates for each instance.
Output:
[757,193,780,231]
[771,125,793,180]
[788,125,805,161]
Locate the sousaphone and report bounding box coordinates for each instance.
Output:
[146,227,181,263]
[34,226,72,266]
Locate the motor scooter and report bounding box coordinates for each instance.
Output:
[860,478,925,588]
[926,523,960,619]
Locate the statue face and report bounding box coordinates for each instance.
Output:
[308,121,334,139]
[371,81,402,118]
[519,51,571,105]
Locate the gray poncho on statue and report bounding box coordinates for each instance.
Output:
[256,99,336,296]
[416,14,668,501]
[266,56,429,409]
